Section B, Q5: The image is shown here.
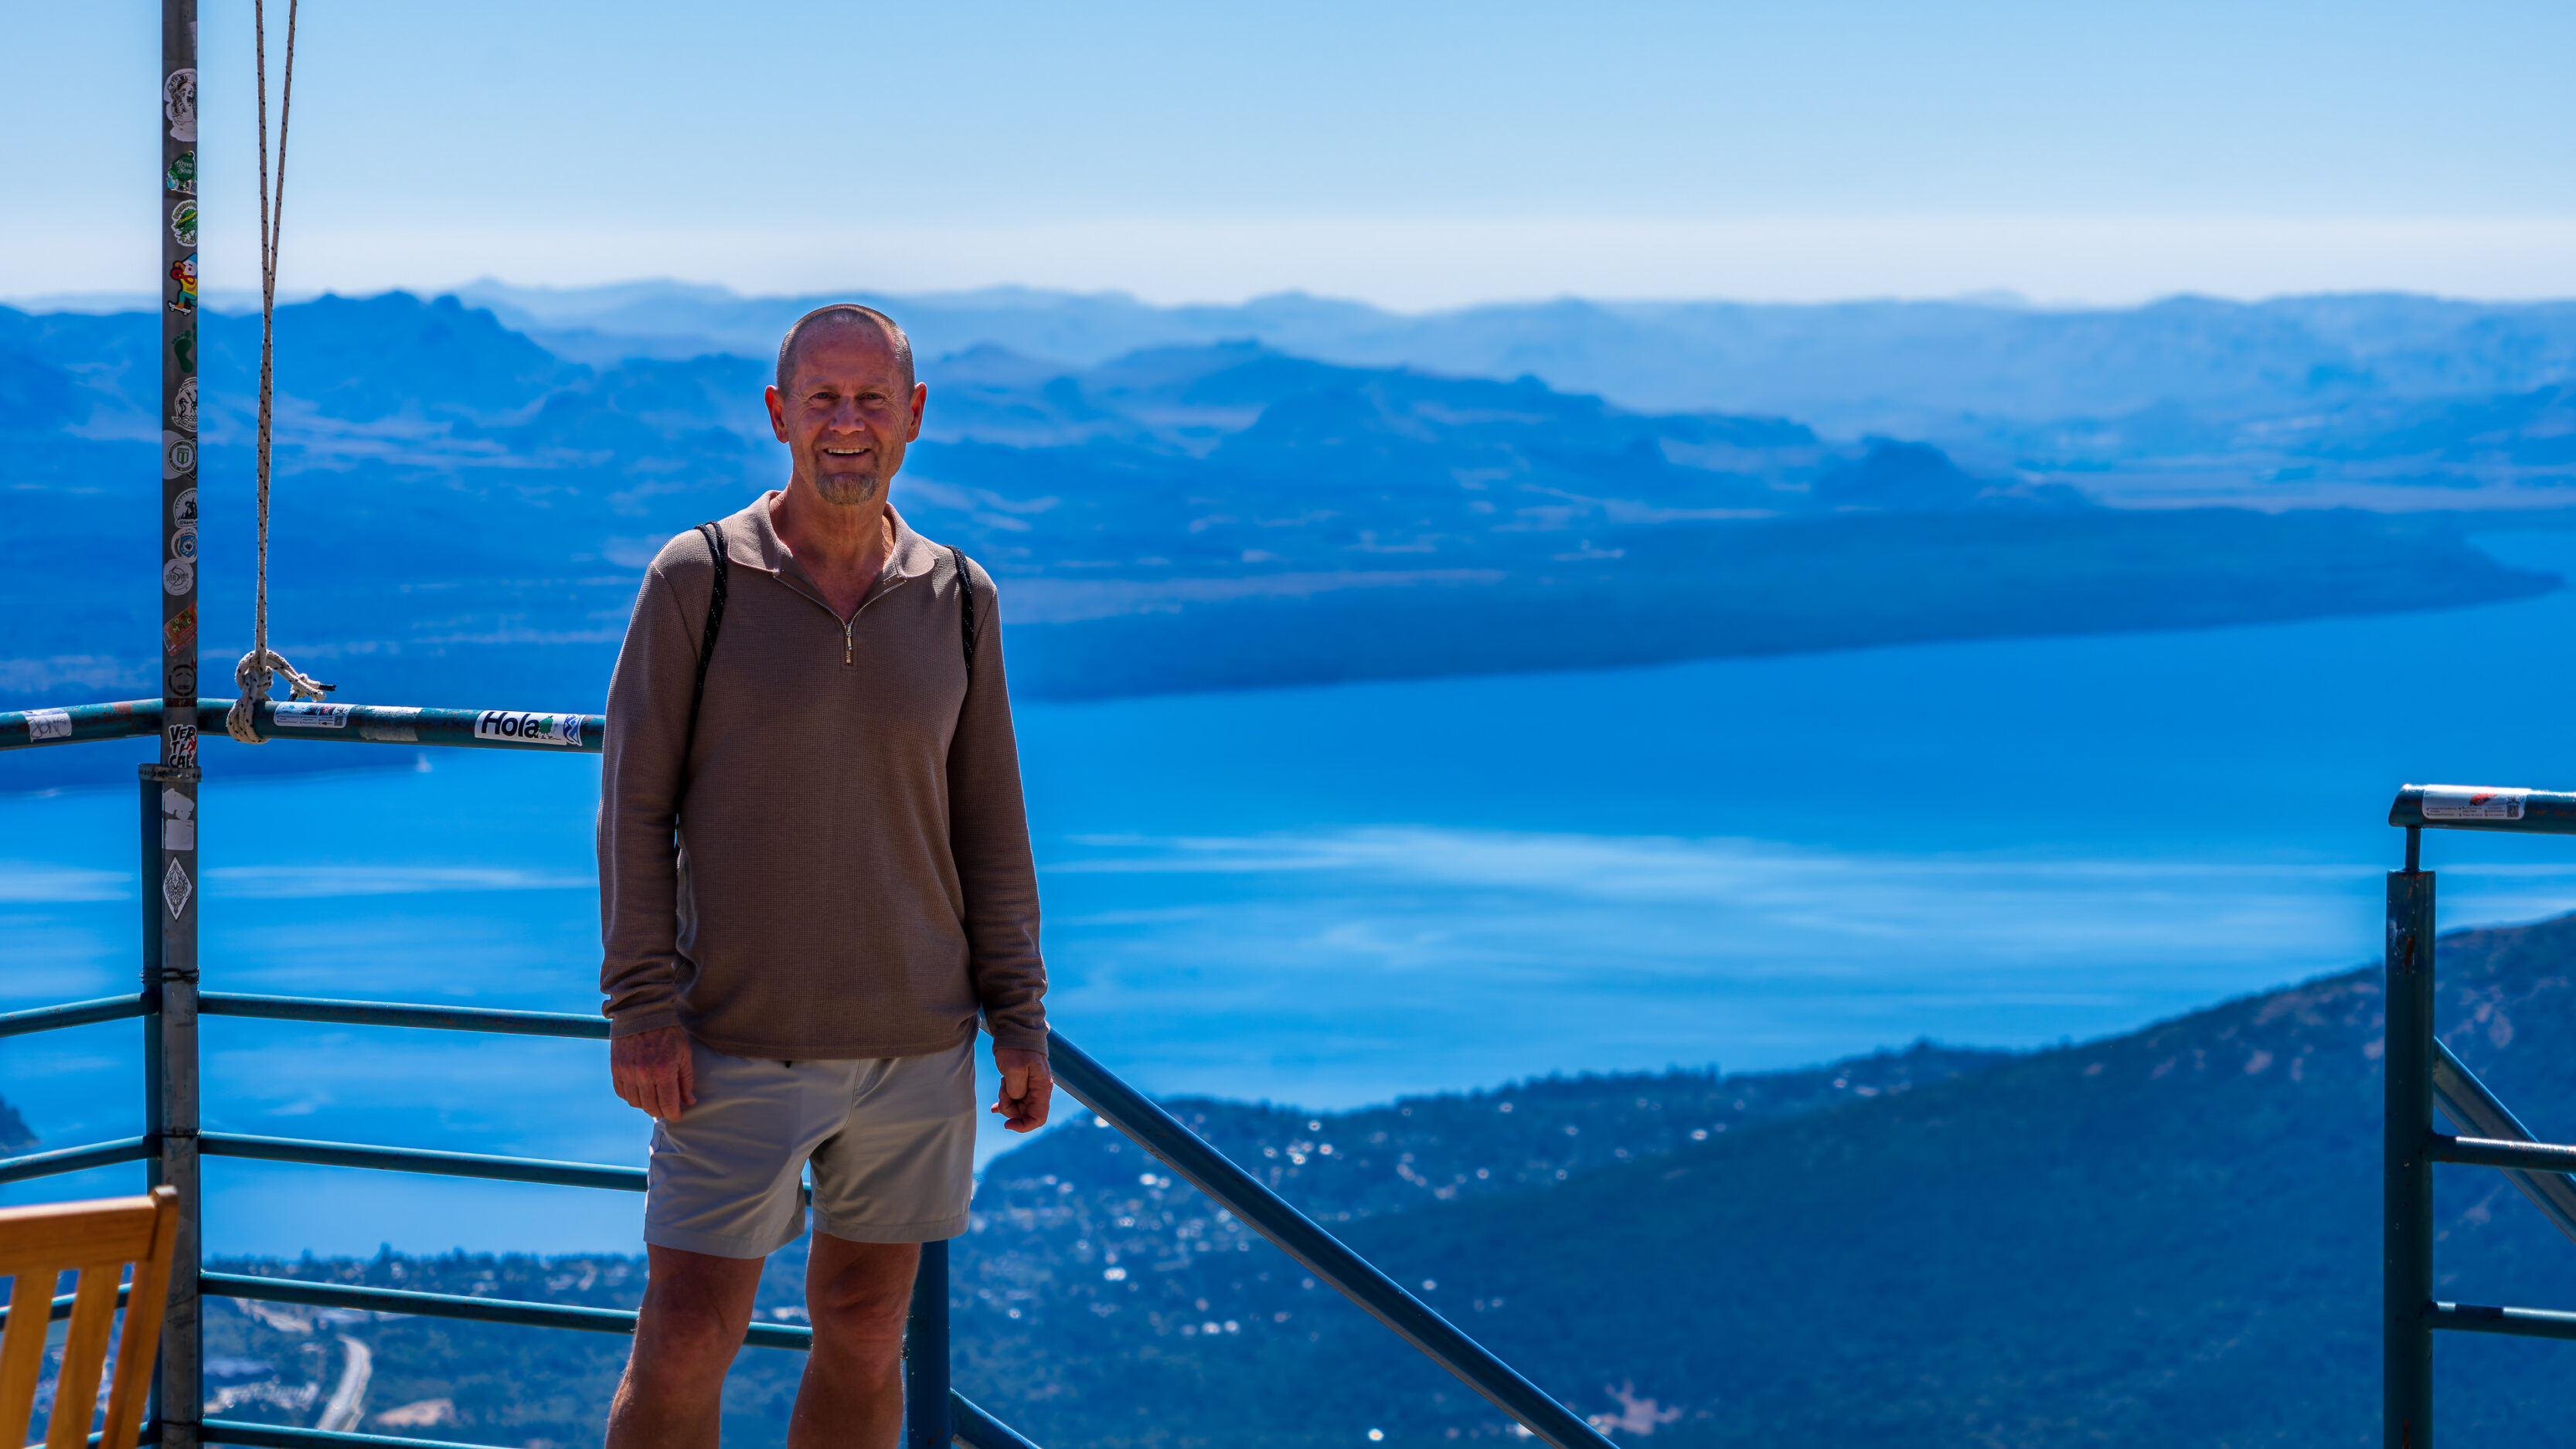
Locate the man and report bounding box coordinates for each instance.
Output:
[596,304,1052,1448]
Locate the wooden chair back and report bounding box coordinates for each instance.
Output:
[0,1187,181,1449]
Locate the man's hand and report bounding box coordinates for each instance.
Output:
[992,1047,1053,1134]
[611,1026,696,1121]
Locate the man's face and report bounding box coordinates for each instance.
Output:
[765,326,926,506]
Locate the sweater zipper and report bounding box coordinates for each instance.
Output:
[842,616,854,666]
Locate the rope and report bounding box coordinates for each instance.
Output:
[228,0,329,744]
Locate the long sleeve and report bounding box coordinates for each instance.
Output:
[946,559,1051,1053]
[596,538,708,1039]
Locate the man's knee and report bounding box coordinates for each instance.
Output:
[632,1247,761,1376]
[808,1238,918,1349]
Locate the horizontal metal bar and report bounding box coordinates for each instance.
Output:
[205,1417,520,1449]
[0,1281,128,1333]
[2432,1040,2576,1246]
[0,699,162,751]
[0,1135,155,1186]
[203,1393,1035,1449]
[951,1393,1047,1449]
[2430,1134,2576,1175]
[2389,783,2576,835]
[1046,1030,1612,1449]
[199,1133,644,1192]
[2428,1301,2576,1342]
[202,1271,813,1351]
[0,699,604,754]
[199,993,610,1039]
[0,993,149,1039]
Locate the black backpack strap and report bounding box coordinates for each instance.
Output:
[680,521,730,780]
[951,545,978,677]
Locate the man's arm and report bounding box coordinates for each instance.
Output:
[598,539,710,1117]
[947,560,1052,1129]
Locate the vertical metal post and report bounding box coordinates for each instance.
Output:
[155,1,204,1443]
[904,1239,951,1449]
[2385,859,2435,1449]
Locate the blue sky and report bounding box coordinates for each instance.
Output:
[7,0,2576,307]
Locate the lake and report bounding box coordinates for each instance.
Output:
[9,529,2576,1254]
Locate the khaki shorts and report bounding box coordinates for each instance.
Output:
[642,1037,977,1258]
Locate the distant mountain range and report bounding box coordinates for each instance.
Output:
[190,909,2576,1446]
[453,280,2576,488]
[2,289,2564,789]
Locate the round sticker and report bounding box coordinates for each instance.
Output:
[162,558,194,597]
[165,437,196,475]
[172,488,199,527]
[168,662,198,697]
[170,199,197,248]
[172,527,198,562]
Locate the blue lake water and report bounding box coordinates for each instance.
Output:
[11,529,2576,1254]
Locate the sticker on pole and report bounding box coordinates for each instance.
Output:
[25,709,71,743]
[162,857,192,919]
[475,709,582,747]
[274,702,352,730]
[2421,785,2530,821]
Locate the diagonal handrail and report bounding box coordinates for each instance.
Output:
[1047,1032,1615,1449]
[2432,1040,2576,1246]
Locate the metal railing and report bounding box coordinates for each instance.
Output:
[1,698,1615,1449]
[2381,784,2576,1448]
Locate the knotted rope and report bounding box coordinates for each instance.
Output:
[228,0,330,743]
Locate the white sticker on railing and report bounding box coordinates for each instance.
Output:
[475,710,582,747]
[274,702,352,729]
[2421,785,2530,821]
[26,709,72,742]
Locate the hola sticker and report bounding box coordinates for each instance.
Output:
[165,433,196,479]
[166,722,199,767]
[173,376,199,434]
[168,254,197,315]
[172,488,199,527]
[170,199,197,248]
[274,702,353,730]
[2421,785,2530,821]
[162,787,196,852]
[162,857,192,918]
[162,557,194,596]
[165,70,197,142]
[475,709,583,747]
[26,709,72,743]
[166,150,196,195]
[164,600,197,655]
[171,526,199,562]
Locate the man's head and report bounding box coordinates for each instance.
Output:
[766,305,925,507]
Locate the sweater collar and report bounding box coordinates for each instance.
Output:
[720,492,940,597]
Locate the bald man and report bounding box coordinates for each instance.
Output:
[596,305,1052,1448]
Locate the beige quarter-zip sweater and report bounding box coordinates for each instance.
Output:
[596,494,1049,1060]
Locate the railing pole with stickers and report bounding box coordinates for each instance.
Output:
[2381,784,2576,1447]
[152,1,206,1443]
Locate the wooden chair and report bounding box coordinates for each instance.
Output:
[0,1187,181,1449]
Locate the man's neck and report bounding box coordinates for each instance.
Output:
[770,480,893,617]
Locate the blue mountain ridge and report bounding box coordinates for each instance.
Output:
[0,291,2557,791]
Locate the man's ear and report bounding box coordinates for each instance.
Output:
[764,384,790,442]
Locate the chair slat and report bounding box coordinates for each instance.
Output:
[43,1264,119,1449]
[0,1200,159,1278]
[0,1272,55,1449]
[94,1192,177,1449]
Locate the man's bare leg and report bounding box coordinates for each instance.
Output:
[606,1244,764,1449]
[789,1234,921,1449]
